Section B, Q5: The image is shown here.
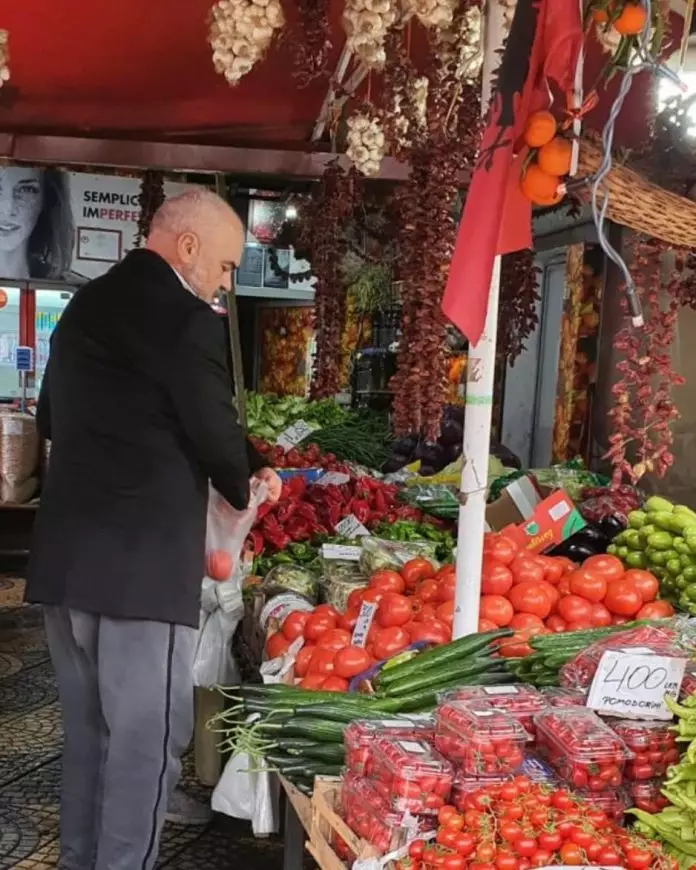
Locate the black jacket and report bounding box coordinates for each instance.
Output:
[26,249,266,627]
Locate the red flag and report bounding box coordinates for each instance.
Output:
[442,0,583,345]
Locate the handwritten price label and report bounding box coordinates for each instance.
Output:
[276,420,314,452]
[352,601,378,648]
[321,544,362,562]
[335,514,371,539]
[587,650,686,720]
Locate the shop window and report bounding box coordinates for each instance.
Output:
[34,289,72,393]
[0,285,21,399]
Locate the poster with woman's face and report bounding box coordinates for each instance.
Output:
[0,166,74,282]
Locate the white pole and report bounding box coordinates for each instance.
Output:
[452,0,508,640]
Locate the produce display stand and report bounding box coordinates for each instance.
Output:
[307,779,378,870]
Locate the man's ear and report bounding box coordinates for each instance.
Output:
[178,232,199,263]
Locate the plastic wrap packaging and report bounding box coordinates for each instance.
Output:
[261,563,318,603]
[0,410,39,504]
[439,684,549,741]
[193,481,267,688]
[360,536,440,575]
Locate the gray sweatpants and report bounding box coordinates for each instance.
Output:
[44,606,198,870]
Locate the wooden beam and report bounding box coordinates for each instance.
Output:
[312,43,354,142]
[0,133,410,181]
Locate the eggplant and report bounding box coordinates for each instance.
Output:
[383,454,410,473]
[418,464,437,477]
[444,404,465,426]
[391,434,419,459]
[563,541,603,561]
[441,442,463,465]
[415,442,444,467]
[490,441,522,470]
[439,417,464,448]
[598,516,626,538]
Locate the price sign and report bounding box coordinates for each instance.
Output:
[352,601,378,647]
[587,650,686,720]
[321,544,362,561]
[335,514,371,539]
[315,471,351,487]
[15,346,34,372]
[276,420,315,451]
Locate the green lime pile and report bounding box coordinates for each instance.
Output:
[607,496,696,614]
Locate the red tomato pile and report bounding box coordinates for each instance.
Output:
[627,779,671,815]
[610,720,679,781]
[480,535,674,657]
[396,777,675,870]
[434,703,526,776]
[371,738,455,815]
[535,710,627,794]
[265,557,456,690]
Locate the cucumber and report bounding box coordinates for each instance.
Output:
[377,629,512,686]
[279,718,348,742]
[265,757,342,777]
[390,671,519,713]
[285,743,345,763]
[384,658,503,698]
[295,701,405,722]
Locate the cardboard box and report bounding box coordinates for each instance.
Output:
[486,475,586,554]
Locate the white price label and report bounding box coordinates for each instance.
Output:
[315,471,350,486]
[587,651,686,720]
[335,514,371,539]
[399,740,427,754]
[321,544,362,562]
[483,686,520,696]
[351,601,378,648]
[275,420,315,452]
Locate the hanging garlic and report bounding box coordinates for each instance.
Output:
[342,0,398,69]
[208,0,284,85]
[346,112,387,177]
[411,76,428,132]
[0,31,9,87]
[401,0,458,30]
[499,0,516,32]
[457,5,483,83]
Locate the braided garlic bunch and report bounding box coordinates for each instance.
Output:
[402,0,458,29]
[209,0,284,85]
[342,0,399,68]
[0,31,9,88]
[346,113,387,176]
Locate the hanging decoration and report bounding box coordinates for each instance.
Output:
[389,0,482,438]
[285,0,333,84]
[0,30,8,88]
[342,0,399,68]
[208,0,284,85]
[300,163,363,399]
[606,236,684,485]
[134,171,166,248]
[346,110,388,176]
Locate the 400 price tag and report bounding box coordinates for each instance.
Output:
[587,650,686,721]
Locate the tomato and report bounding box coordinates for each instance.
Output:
[294,644,315,677]
[360,587,385,605]
[414,602,439,623]
[545,614,567,632]
[498,632,533,658]
[281,610,310,641]
[409,840,426,860]
[499,822,523,843]
[583,553,625,581]
[401,558,435,590]
[555,556,577,574]
[480,594,514,627]
[567,568,607,603]
[537,831,561,852]
[304,612,337,641]
[481,557,514,595]
[536,555,566,585]
[377,593,414,628]
[265,631,290,659]
[484,533,519,566]
[508,582,552,619]
[443,856,467,870]
[321,675,349,692]
[495,853,519,870]
[559,843,584,865]
[438,828,460,849]
[557,594,593,624]
[509,612,545,631]
[409,619,451,646]
[372,626,410,660]
[314,604,340,620]
[454,832,476,856]
[307,647,336,676]
[625,847,653,870]
[623,569,659,603]
[333,645,370,678]
[298,673,325,689]
[604,577,644,616]
[514,838,537,858]
[476,842,497,862]
[588,602,613,627]
[206,549,232,581]
[438,805,460,825]
[637,599,675,619]
[316,628,352,651]
[557,575,572,597]
[437,600,454,626]
[537,580,560,613]
[437,573,457,603]
[338,607,360,632]
[598,847,623,865]
[369,569,406,595]
[510,556,545,586]
[346,587,367,611]
[478,618,499,632]
[416,578,441,603]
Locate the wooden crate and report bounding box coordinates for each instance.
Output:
[307,778,379,870]
[280,776,313,834]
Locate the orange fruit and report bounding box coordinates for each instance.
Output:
[592,6,610,22]
[537,137,573,176]
[523,111,557,148]
[614,2,647,34]
[520,164,562,206]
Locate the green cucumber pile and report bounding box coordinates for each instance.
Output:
[210,629,514,795]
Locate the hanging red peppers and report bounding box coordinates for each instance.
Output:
[498,250,541,365]
[134,171,165,247]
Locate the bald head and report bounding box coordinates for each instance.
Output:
[146,187,244,302]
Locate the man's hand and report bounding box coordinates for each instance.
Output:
[253,467,282,503]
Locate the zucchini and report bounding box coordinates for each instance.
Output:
[377,629,513,686]
[384,658,504,698]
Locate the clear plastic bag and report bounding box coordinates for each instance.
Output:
[193,481,268,688]
[211,745,279,835]
[360,536,440,575]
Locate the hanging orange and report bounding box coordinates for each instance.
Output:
[537,137,573,177]
[592,7,610,21]
[614,2,647,34]
[520,164,562,207]
[523,111,557,148]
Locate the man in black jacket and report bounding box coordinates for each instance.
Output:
[26,188,281,870]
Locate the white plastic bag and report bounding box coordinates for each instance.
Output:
[193,481,267,688]
[211,742,279,835]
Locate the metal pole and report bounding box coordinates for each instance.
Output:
[215,173,247,427]
[452,0,507,640]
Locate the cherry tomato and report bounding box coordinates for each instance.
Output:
[443,856,467,870]
[409,840,425,860]
[454,832,476,856]
[514,838,538,858]
[559,843,584,866]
